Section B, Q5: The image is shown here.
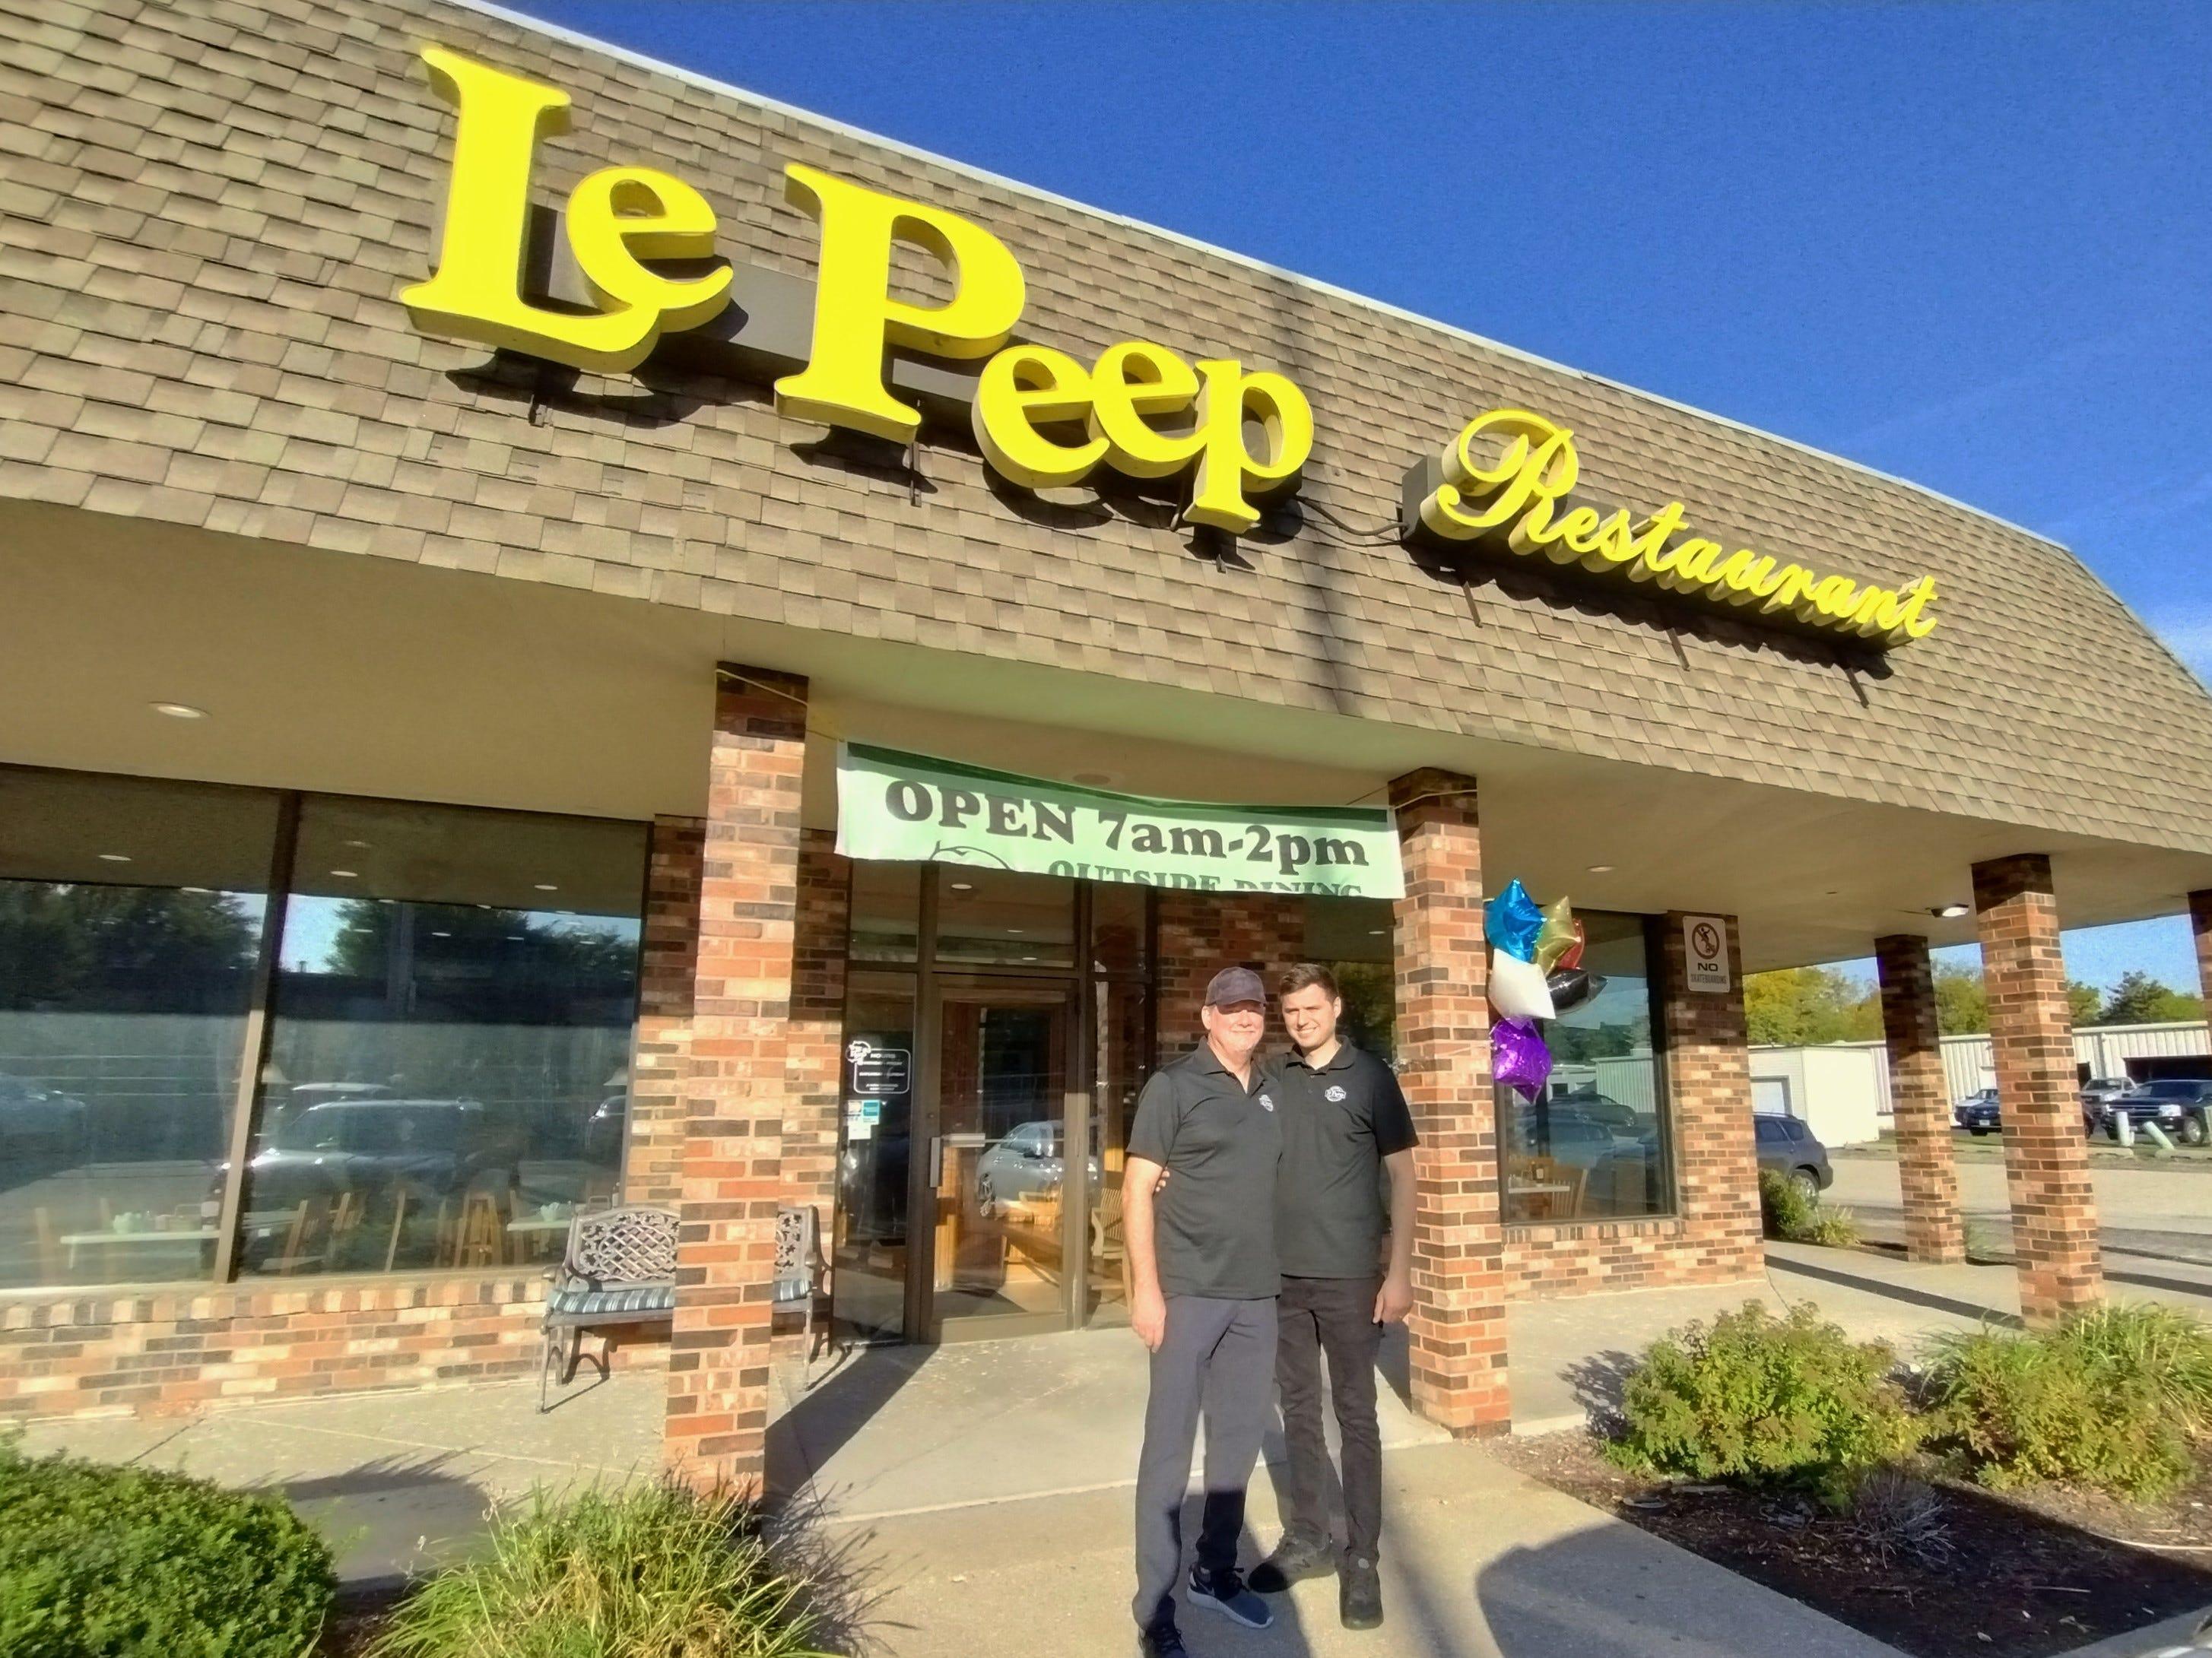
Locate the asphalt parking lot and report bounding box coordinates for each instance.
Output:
[1825,1144,2212,1300]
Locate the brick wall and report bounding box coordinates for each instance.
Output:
[1,1274,551,1420]
[1974,854,2101,1324]
[1388,770,1509,1434]
[1877,933,1965,1263]
[627,814,706,1208]
[774,828,847,1353]
[664,666,808,1495]
[1154,890,1306,1063]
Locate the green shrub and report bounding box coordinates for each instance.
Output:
[1758,1167,1817,1240]
[1605,1301,1920,1509]
[1805,1206,1861,1248]
[1925,1302,2212,1500]
[363,1479,829,1658]
[0,1438,334,1658]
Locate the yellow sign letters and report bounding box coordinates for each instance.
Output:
[401,49,732,375]
[405,47,1311,535]
[1415,409,1939,647]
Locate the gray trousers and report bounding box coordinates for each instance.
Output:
[1131,1295,1278,1635]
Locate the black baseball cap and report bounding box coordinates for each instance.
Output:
[1203,966,1268,1008]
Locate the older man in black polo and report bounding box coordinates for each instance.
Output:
[1122,965,1282,1658]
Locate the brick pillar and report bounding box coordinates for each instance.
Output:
[1153,892,1306,1064]
[664,665,809,1495]
[1972,854,2100,1324]
[773,829,848,1357]
[626,816,705,1207]
[1658,914,1763,1273]
[2189,891,2212,1012]
[1875,934,1964,1263]
[1388,769,1508,1437]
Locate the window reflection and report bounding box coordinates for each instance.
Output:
[935,868,1074,968]
[243,798,644,1278]
[0,770,275,1289]
[1500,912,1670,1223]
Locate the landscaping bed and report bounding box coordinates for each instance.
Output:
[1495,1430,2212,1658]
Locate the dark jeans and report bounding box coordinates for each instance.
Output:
[1275,1273,1384,1564]
[1131,1295,1278,1634]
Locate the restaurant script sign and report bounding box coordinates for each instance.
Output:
[1403,408,1941,648]
[836,743,1404,899]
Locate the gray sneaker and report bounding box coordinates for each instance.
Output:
[1188,1564,1273,1629]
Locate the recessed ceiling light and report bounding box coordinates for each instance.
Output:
[1007,927,1024,934]
[1368,928,1386,937]
[329,869,358,879]
[97,852,132,863]
[949,881,975,892]
[1022,955,1039,962]
[430,930,452,938]
[1587,864,1614,874]
[151,702,206,719]
[1931,902,1970,919]
[534,883,558,892]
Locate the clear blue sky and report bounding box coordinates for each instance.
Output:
[500,0,2212,996]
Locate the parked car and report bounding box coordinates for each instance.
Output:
[2080,1076,2130,1111]
[1953,1087,2002,1135]
[2103,1079,2212,1144]
[0,1074,90,1168]
[1546,1086,1642,1133]
[1753,1114,1833,1197]
[582,1092,627,1165]
[235,1096,526,1211]
[973,1120,1100,1217]
[1510,1107,1620,1171]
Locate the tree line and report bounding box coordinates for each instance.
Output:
[1744,964,2202,1047]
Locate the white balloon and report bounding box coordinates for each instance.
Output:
[1489,948,1557,1022]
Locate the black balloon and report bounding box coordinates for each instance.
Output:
[1545,968,1603,1013]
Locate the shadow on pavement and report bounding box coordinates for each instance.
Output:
[1563,1349,1639,1436]
[766,1343,931,1504]
[1766,1251,2023,1328]
[247,1451,500,1592]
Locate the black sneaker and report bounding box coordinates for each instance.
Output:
[1188,1564,1273,1629]
[1341,1555,1383,1630]
[1248,1532,1337,1593]
[1138,1625,1188,1658]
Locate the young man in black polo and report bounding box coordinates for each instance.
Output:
[1248,962,1418,1630]
[1122,965,1283,1658]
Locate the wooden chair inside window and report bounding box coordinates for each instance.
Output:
[449,1190,505,1270]
[1512,1156,1588,1222]
[275,1197,329,1275]
[33,1206,65,1286]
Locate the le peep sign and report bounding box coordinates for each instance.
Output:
[836,744,1404,900]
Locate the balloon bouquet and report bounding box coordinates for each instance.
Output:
[1484,879,1604,1100]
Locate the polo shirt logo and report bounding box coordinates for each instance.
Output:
[1326,1085,1347,1102]
[1259,1093,1276,1111]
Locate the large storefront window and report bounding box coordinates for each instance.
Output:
[0,766,649,1290]
[0,772,277,1289]
[241,798,645,1278]
[1501,911,1671,1224]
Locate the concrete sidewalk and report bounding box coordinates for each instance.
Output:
[841,1437,1904,1658]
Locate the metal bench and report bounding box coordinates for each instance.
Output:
[539,1203,678,1412]
[774,1203,830,1359]
[539,1203,830,1410]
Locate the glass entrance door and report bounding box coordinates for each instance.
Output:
[925,975,1080,1339]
